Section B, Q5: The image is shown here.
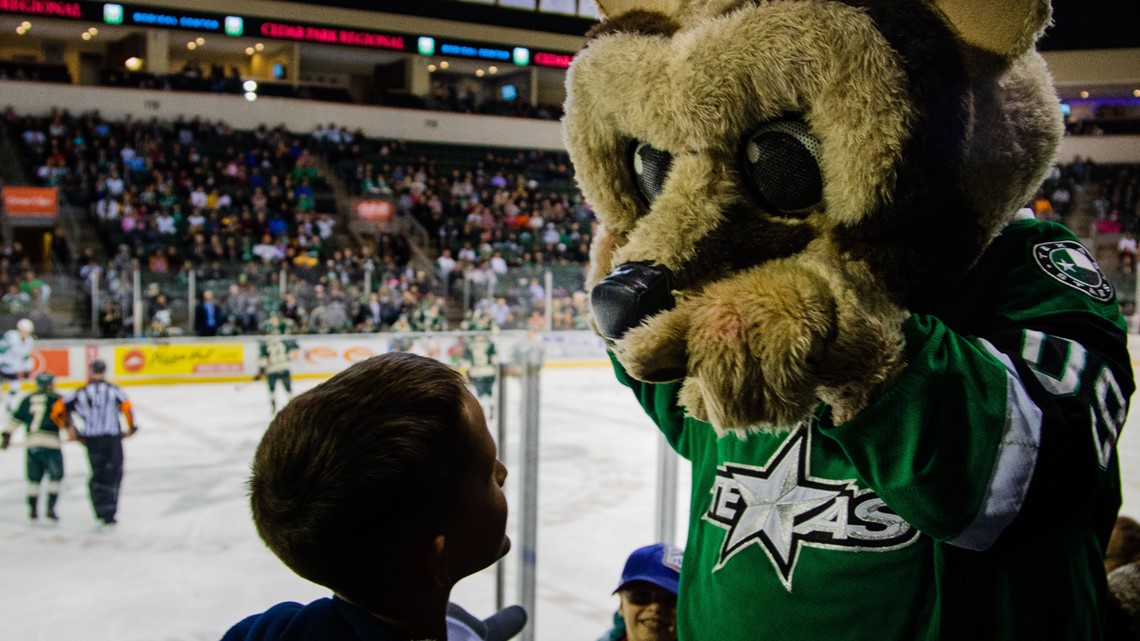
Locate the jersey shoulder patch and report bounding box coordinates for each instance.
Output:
[1032,240,1114,303]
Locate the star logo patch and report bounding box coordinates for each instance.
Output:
[1033,240,1113,302]
[704,428,919,590]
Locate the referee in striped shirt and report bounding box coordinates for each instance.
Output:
[66,359,137,525]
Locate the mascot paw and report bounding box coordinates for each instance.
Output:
[683,264,835,433]
[611,257,907,434]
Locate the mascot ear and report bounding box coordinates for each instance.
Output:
[594,0,682,19]
[932,0,1052,60]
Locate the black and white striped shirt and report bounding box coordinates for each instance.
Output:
[66,381,133,437]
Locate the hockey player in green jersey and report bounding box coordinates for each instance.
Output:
[254,316,300,414]
[1,373,76,521]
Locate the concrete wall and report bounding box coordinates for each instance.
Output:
[1,79,568,151]
[1057,135,1140,164]
[1043,48,1140,87]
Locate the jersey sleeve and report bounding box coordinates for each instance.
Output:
[50,397,68,428]
[62,390,78,411]
[113,387,135,429]
[11,397,32,425]
[610,351,695,460]
[819,307,1132,551]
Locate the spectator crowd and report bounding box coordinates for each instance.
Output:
[13,105,1140,339]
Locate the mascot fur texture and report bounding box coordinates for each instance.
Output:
[566,0,1062,433]
[566,1,1136,639]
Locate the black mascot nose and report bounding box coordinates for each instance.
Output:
[591,262,676,341]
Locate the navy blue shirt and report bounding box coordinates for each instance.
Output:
[222,597,398,641]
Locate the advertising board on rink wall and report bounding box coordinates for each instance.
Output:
[114,344,246,376]
[26,331,608,387]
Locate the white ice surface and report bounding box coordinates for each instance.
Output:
[2,356,1140,641]
[0,367,691,641]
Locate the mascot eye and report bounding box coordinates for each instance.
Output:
[741,120,824,216]
[630,141,673,206]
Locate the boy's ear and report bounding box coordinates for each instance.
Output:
[427,534,449,588]
[932,0,1051,60]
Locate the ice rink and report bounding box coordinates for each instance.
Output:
[3,354,1140,641]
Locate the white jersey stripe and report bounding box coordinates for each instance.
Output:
[947,339,1043,551]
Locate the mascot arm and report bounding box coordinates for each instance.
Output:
[820,312,1132,551]
[609,351,694,460]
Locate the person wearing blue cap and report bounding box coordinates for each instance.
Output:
[598,543,683,641]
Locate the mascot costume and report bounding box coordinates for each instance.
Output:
[563,0,1136,638]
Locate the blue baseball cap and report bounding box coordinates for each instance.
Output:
[614,543,683,594]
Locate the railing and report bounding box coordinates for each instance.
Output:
[62,258,594,340]
[452,263,589,331]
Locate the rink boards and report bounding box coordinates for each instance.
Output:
[27,330,611,387]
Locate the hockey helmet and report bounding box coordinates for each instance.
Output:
[16,318,33,334]
[35,372,54,390]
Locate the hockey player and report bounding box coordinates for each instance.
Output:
[463,333,497,420]
[0,319,35,412]
[254,317,300,414]
[1,373,75,521]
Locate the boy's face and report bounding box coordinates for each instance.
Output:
[446,389,510,580]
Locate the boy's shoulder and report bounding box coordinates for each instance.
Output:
[221,597,398,641]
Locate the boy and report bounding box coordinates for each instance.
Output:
[223,352,525,640]
[1,372,74,521]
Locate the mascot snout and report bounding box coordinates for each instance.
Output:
[590,262,675,340]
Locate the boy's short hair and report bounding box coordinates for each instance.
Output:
[250,352,471,604]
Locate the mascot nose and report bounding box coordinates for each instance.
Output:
[591,262,676,340]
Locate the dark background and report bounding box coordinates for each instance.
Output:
[300,0,1140,51]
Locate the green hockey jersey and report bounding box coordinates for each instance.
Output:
[6,391,67,449]
[259,339,299,375]
[612,217,1134,640]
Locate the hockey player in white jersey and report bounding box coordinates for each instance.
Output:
[0,319,35,412]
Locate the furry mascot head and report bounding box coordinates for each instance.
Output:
[564,0,1063,433]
